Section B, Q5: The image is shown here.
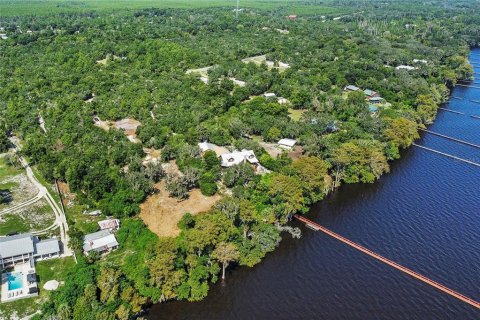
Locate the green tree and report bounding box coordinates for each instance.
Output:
[212,242,240,280]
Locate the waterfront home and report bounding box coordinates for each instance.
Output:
[369,97,384,104]
[0,234,34,269]
[0,234,60,268]
[83,230,118,256]
[363,89,378,98]
[198,141,230,157]
[278,138,297,150]
[344,85,360,92]
[33,238,60,261]
[98,218,120,231]
[221,150,259,167]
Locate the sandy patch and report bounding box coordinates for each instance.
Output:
[241,55,290,72]
[289,145,304,160]
[93,117,141,143]
[140,181,221,238]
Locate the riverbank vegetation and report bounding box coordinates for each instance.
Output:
[1,0,479,318]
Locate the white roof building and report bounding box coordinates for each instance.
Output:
[278,138,297,149]
[344,85,360,91]
[98,218,120,231]
[277,97,289,104]
[83,230,118,255]
[396,65,417,71]
[198,141,230,157]
[413,59,427,64]
[264,92,277,99]
[221,150,259,167]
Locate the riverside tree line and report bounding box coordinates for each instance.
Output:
[0,1,478,318]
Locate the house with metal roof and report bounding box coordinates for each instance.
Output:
[363,89,378,98]
[0,234,61,268]
[220,150,259,167]
[34,238,60,261]
[344,85,360,92]
[278,138,297,150]
[369,96,384,104]
[83,230,118,256]
[98,218,120,231]
[0,234,34,268]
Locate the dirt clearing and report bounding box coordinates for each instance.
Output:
[140,181,221,238]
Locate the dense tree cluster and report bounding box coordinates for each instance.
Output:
[1,1,479,318]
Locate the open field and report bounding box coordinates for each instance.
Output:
[0,198,56,236]
[0,0,346,17]
[0,154,38,210]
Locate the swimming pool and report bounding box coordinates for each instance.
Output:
[8,272,23,291]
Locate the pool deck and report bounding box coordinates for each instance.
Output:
[1,262,38,303]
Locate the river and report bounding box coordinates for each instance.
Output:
[149,50,480,320]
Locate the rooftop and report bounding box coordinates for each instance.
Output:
[221,150,259,167]
[0,234,34,259]
[345,85,360,91]
[83,230,118,253]
[34,238,60,257]
[278,138,297,148]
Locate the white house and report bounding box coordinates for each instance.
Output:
[396,65,417,71]
[413,59,427,64]
[83,230,118,256]
[278,138,297,150]
[98,218,120,231]
[221,150,259,167]
[277,97,289,104]
[263,92,277,99]
[198,141,230,157]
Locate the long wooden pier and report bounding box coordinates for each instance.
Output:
[293,214,480,310]
[456,84,480,89]
[412,144,480,167]
[418,129,480,149]
[438,107,464,115]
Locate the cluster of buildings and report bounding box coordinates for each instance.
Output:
[344,85,385,114]
[83,218,120,256]
[198,138,297,169]
[0,217,121,303]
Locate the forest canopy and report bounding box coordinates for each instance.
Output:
[1,1,479,319]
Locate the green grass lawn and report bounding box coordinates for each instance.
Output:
[0,156,23,181]
[0,200,56,236]
[0,0,346,17]
[288,108,306,121]
[0,257,76,319]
